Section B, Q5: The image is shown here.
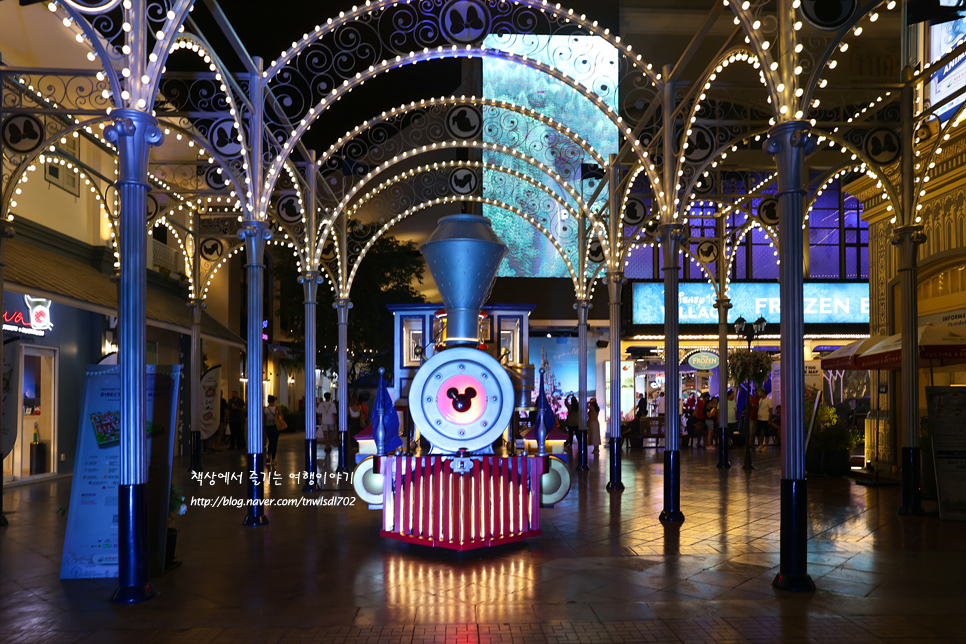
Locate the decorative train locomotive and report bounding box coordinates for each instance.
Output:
[352,214,571,550]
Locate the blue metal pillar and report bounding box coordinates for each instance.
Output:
[658,223,686,523]
[105,109,163,603]
[335,298,352,473]
[715,216,732,470]
[605,276,624,491]
[895,66,926,517]
[575,299,591,472]
[301,270,321,492]
[766,119,815,592]
[240,220,271,526]
[605,156,624,492]
[189,299,203,472]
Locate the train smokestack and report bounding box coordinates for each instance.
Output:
[420,214,507,347]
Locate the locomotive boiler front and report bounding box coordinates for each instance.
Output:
[354,214,571,549]
[408,347,514,454]
[411,214,511,454]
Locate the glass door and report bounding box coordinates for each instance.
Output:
[3,346,57,482]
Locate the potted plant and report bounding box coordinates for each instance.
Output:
[166,484,187,570]
[728,349,773,394]
[809,405,861,477]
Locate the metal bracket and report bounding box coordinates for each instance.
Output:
[442,453,483,475]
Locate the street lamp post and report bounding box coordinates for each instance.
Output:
[735,316,766,471]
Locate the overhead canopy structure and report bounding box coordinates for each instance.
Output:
[821,326,966,371]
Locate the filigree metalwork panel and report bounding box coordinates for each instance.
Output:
[260,0,661,201]
[1,70,113,115]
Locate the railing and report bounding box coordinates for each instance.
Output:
[152,240,179,274]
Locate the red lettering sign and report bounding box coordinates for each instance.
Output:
[3,310,26,325]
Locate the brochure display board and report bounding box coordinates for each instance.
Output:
[60,364,181,578]
[926,387,966,521]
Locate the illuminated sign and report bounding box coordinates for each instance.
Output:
[483,34,619,278]
[632,282,870,325]
[687,352,719,370]
[3,294,53,336]
[930,18,966,122]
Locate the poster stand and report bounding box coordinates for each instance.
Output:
[60,364,181,579]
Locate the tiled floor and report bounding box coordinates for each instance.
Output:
[1,435,964,643]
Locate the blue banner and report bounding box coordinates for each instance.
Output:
[632,282,870,325]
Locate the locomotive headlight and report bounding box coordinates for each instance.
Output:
[410,347,514,453]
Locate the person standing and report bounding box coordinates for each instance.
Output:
[726,389,738,446]
[587,398,601,454]
[218,394,229,449]
[317,392,336,453]
[635,393,647,420]
[227,390,246,451]
[706,396,719,447]
[348,397,367,437]
[264,395,280,469]
[757,389,773,450]
[564,394,579,448]
[747,390,760,447]
[656,392,666,417]
[692,392,708,447]
[767,404,782,449]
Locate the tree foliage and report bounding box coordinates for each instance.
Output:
[272,234,427,386]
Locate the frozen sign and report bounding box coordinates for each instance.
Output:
[632,282,870,325]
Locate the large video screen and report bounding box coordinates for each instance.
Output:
[930,17,966,122]
[482,34,619,277]
[632,282,870,325]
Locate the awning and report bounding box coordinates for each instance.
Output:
[820,336,885,371]
[3,238,245,350]
[849,325,966,371]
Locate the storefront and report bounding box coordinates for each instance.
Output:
[621,279,872,418]
[850,124,966,472]
[2,290,99,483]
[1,235,245,485]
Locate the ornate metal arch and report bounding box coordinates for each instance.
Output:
[314,95,610,207]
[317,139,596,252]
[344,195,580,295]
[263,49,660,215]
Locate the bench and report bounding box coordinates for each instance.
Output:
[635,417,666,448]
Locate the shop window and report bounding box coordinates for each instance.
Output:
[3,347,57,482]
[624,244,656,279]
[153,226,168,246]
[687,214,718,280]
[750,226,779,280]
